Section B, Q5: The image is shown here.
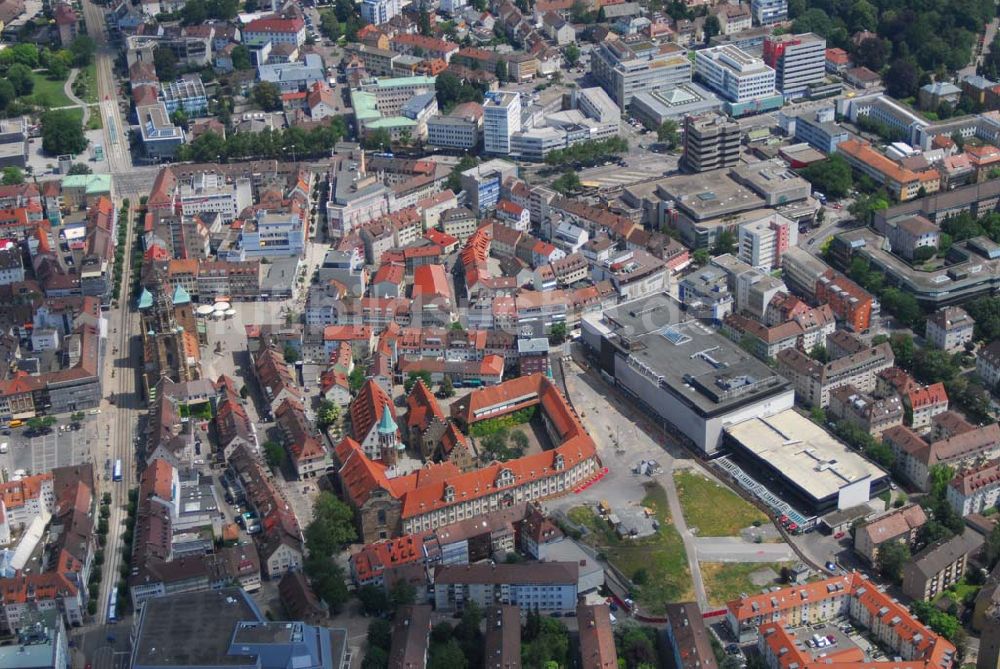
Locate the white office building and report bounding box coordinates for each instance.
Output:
[483,91,521,155]
[361,0,401,25]
[695,45,776,104]
[590,40,692,110]
[751,0,787,25]
[764,33,827,98]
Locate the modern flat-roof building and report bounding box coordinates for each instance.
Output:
[136,102,185,161]
[630,83,723,126]
[750,0,787,25]
[361,0,401,25]
[789,106,849,154]
[129,588,347,669]
[433,562,579,614]
[590,40,692,110]
[483,91,521,155]
[763,33,827,98]
[725,409,888,514]
[427,101,482,150]
[682,113,742,173]
[581,293,794,453]
[695,45,777,104]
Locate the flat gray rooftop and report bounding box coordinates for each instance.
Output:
[598,293,788,413]
[133,588,261,668]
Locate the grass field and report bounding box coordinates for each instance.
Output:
[568,482,692,615]
[674,470,767,537]
[701,562,792,607]
[23,71,74,109]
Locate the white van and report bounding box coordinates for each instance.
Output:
[0,442,7,453]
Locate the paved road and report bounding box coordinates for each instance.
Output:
[81,0,134,177]
[694,537,796,563]
[961,18,999,79]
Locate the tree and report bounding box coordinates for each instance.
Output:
[363,128,392,151]
[446,154,478,192]
[889,334,915,369]
[388,580,416,609]
[428,639,466,669]
[495,59,508,82]
[319,11,341,40]
[253,82,282,111]
[361,646,388,669]
[153,47,179,81]
[231,45,252,71]
[714,229,736,255]
[67,163,92,175]
[305,492,357,556]
[703,14,721,44]
[317,400,342,430]
[41,110,87,155]
[441,375,455,398]
[305,554,350,612]
[853,37,887,70]
[8,44,39,67]
[985,523,1000,570]
[367,619,393,651]
[657,120,680,149]
[877,540,910,583]
[283,344,301,364]
[564,43,580,66]
[799,155,853,198]
[552,170,581,194]
[69,35,96,67]
[1,167,23,185]
[621,628,657,667]
[693,248,710,266]
[0,79,14,111]
[885,59,919,99]
[808,345,828,363]
[404,370,433,394]
[950,131,966,152]
[349,367,366,394]
[549,322,567,345]
[510,430,529,452]
[7,63,34,96]
[435,72,484,111]
[47,58,69,81]
[357,585,390,616]
[263,441,285,469]
[418,8,432,35]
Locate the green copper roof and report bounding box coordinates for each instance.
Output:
[172,284,191,305]
[138,287,153,309]
[377,403,398,435]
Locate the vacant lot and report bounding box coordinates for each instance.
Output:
[674,470,767,537]
[568,482,691,615]
[701,562,792,607]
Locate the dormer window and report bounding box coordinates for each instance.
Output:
[443,485,455,503]
[553,454,565,471]
[496,469,514,488]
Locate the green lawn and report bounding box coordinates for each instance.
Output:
[23,71,74,108]
[701,562,793,607]
[674,470,767,536]
[569,482,692,615]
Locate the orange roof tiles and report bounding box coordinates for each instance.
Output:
[908,382,948,410]
[350,379,398,444]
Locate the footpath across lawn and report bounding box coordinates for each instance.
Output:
[567,482,692,615]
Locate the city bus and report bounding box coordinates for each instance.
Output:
[107,587,118,623]
[112,459,122,482]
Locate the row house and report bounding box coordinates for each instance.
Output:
[883,423,1000,491]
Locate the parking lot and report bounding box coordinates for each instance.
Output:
[0,418,98,479]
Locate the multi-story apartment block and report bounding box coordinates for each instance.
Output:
[729,573,956,669]
[361,0,401,25]
[176,172,253,223]
[590,40,692,110]
[737,212,798,272]
[682,113,741,172]
[427,101,482,150]
[160,74,208,116]
[883,423,1000,491]
[907,382,948,430]
[948,460,1000,516]
[433,562,579,614]
[775,342,894,408]
[926,306,975,352]
[979,340,1000,388]
[243,17,306,47]
[853,504,927,565]
[695,45,777,104]
[828,385,904,437]
[902,531,983,601]
[0,245,24,285]
[750,0,787,25]
[814,272,874,332]
[763,33,826,98]
[459,159,518,213]
[483,92,521,155]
